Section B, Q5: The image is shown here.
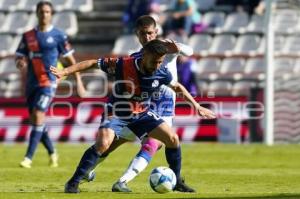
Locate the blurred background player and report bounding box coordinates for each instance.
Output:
[15,1,85,168]
[176,55,197,94]
[111,15,196,192]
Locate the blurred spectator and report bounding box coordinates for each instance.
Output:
[163,0,201,37]
[216,0,261,14]
[254,0,265,15]
[123,0,161,34]
[247,0,261,14]
[177,56,197,94]
[216,0,245,12]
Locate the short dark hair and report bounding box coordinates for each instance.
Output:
[36,1,54,14]
[135,15,157,29]
[143,39,168,56]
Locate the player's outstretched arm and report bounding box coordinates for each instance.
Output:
[74,72,87,97]
[169,82,216,119]
[62,55,87,97]
[50,59,98,79]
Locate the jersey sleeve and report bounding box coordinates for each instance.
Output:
[177,42,193,56]
[162,42,193,64]
[130,49,142,58]
[15,34,28,57]
[57,32,74,57]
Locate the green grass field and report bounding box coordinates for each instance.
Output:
[0,143,300,199]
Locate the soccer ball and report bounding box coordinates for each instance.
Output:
[149,166,177,193]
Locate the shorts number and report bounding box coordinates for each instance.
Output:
[147,111,160,120]
[38,94,50,109]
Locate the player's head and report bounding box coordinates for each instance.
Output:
[36,1,54,26]
[135,15,158,46]
[142,39,168,75]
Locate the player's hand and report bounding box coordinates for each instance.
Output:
[163,39,179,54]
[16,57,28,70]
[196,105,216,119]
[50,66,66,79]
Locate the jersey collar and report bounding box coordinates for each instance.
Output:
[134,57,141,72]
[35,25,54,32]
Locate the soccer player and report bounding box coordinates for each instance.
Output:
[72,15,197,192]
[111,15,196,192]
[50,39,215,193]
[15,1,85,168]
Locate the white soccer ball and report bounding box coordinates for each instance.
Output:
[149,166,177,193]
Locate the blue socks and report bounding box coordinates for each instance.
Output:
[41,126,55,155]
[25,125,55,159]
[25,125,44,159]
[70,145,101,184]
[136,149,152,162]
[165,146,182,181]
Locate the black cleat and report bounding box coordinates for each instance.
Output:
[174,177,196,193]
[64,181,80,193]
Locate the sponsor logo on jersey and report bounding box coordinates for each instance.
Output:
[152,80,159,88]
[46,36,54,43]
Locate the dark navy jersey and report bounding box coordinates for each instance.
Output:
[16,26,74,95]
[131,49,176,117]
[130,50,142,59]
[97,56,173,116]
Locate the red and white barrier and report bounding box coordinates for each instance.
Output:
[0,97,249,142]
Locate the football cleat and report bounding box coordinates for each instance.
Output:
[112,181,132,192]
[64,181,79,193]
[174,177,196,193]
[20,157,32,168]
[82,170,96,183]
[49,153,58,168]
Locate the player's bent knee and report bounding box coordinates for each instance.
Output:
[95,140,111,154]
[165,134,179,148]
[31,109,46,125]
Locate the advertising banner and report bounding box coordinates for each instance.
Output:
[0,97,249,142]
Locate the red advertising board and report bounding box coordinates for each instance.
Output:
[0,97,249,142]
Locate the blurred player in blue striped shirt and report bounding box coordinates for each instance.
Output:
[15,1,85,168]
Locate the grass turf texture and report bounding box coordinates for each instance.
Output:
[0,143,300,199]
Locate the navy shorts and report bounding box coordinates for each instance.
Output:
[26,87,55,113]
[99,110,164,140]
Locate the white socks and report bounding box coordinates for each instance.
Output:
[119,156,149,183]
